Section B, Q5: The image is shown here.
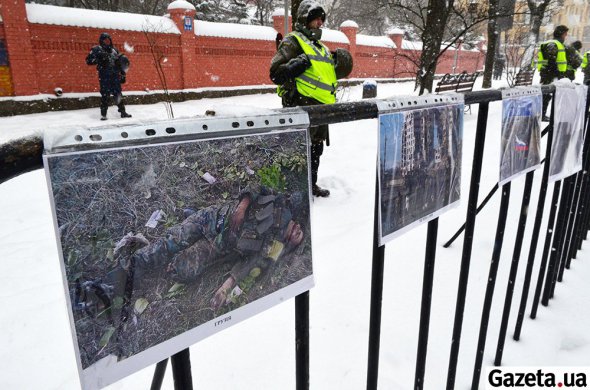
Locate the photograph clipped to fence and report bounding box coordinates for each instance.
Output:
[42,115,314,389]
[499,87,543,185]
[376,95,464,244]
[549,83,587,183]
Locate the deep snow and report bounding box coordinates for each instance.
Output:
[1,79,589,390]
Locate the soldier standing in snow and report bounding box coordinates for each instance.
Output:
[564,40,583,81]
[86,32,132,120]
[536,25,569,121]
[270,0,353,198]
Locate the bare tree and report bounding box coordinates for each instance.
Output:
[481,0,499,88]
[380,0,490,94]
[142,20,175,119]
[520,0,562,69]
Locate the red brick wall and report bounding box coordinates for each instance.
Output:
[0,0,486,96]
[27,24,183,94]
[194,36,277,87]
[1,0,38,95]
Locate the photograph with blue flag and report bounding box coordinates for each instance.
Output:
[499,88,543,185]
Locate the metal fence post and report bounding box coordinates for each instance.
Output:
[414,219,439,390]
[171,348,193,390]
[150,359,169,390]
[494,171,534,365]
[367,174,385,390]
[531,181,561,318]
[446,101,489,389]
[471,183,511,389]
[513,131,553,340]
[296,291,309,390]
[543,176,573,303]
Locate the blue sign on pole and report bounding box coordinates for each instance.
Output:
[184,16,193,31]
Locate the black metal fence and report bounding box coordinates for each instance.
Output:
[1,84,589,389]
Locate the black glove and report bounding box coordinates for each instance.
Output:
[285,53,311,78]
[120,72,126,84]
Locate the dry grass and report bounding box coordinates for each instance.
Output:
[47,131,312,368]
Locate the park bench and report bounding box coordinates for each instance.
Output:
[513,68,535,86]
[434,70,480,113]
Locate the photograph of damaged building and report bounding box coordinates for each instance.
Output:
[378,103,463,242]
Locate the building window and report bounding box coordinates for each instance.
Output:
[0,41,8,66]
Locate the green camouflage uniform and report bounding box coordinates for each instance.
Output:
[132,190,297,284]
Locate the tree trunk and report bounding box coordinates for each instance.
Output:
[482,0,499,88]
[521,12,544,68]
[291,0,301,31]
[416,0,453,95]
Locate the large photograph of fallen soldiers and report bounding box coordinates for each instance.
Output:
[45,130,313,374]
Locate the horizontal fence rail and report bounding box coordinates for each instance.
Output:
[0,86,556,185]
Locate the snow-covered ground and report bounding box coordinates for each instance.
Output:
[1,78,589,389]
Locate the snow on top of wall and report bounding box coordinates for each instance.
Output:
[402,40,422,50]
[321,29,349,44]
[340,20,359,28]
[195,20,278,41]
[386,27,404,35]
[272,8,289,17]
[168,0,196,11]
[357,34,395,48]
[25,3,180,34]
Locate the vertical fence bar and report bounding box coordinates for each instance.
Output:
[554,176,576,284]
[568,94,590,261]
[559,174,580,274]
[565,172,584,265]
[573,85,590,254]
[171,348,193,390]
[543,176,573,303]
[513,127,554,340]
[471,183,511,390]
[574,163,590,255]
[446,102,489,390]
[367,175,385,390]
[493,171,534,366]
[531,181,561,319]
[150,359,169,390]
[414,218,439,390]
[295,291,309,390]
[531,182,561,318]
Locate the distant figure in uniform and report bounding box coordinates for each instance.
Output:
[537,25,569,121]
[582,46,590,85]
[565,40,583,81]
[270,0,353,197]
[86,32,132,120]
[493,55,505,80]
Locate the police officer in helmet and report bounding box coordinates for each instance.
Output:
[270,0,353,198]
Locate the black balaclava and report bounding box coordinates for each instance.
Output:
[99,32,113,51]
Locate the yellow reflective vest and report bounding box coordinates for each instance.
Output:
[537,40,567,73]
[582,51,590,69]
[284,31,338,104]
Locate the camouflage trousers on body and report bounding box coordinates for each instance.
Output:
[132,205,231,281]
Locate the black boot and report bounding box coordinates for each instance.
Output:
[120,112,132,118]
[100,107,107,121]
[312,184,330,197]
